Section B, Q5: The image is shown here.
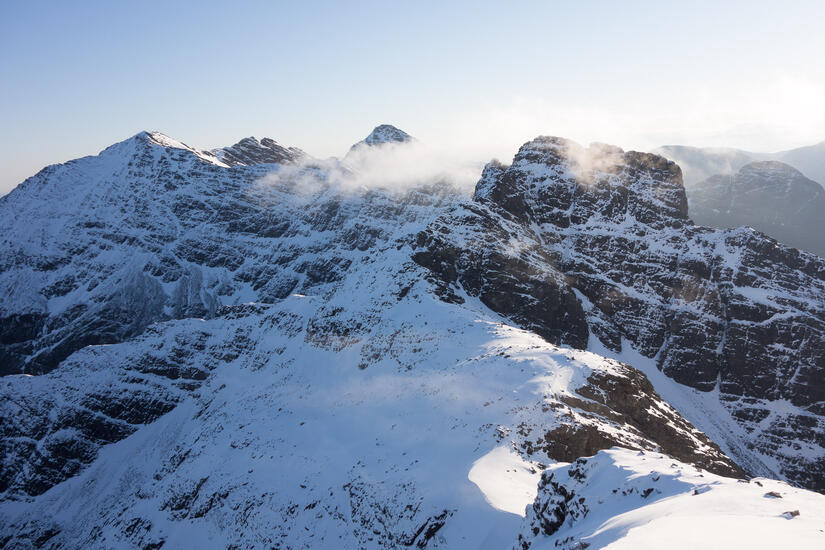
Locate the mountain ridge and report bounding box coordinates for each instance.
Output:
[1,127,824,548]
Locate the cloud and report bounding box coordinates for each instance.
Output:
[256,140,486,196]
[247,73,825,198]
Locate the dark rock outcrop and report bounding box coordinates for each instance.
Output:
[214,136,306,166]
[413,137,825,491]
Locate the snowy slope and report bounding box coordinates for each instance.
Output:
[518,448,825,550]
[1,246,739,548]
[1,128,824,548]
[413,136,825,491]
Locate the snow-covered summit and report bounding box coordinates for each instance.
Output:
[107,131,230,167]
[518,447,825,549]
[350,124,413,150]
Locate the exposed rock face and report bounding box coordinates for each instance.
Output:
[213,136,306,166]
[689,161,825,257]
[1,130,824,547]
[413,136,825,491]
[0,130,431,375]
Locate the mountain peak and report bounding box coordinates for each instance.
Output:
[690,159,825,256]
[485,136,688,223]
[349,125,413,151]
[213,136,306,167]
[364,124,412,145]
[94,131,228,168]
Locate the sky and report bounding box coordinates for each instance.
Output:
[1,0,824,195]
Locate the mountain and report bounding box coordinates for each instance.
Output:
[772,140,825,187]
[689,161,825,257]
[357,124,413,147]
[0,130,306,376]
[653,141,825,257]
[653,140,825,187]
[212,136,306,166]
[1,129,824,548]
[413,137,825,491]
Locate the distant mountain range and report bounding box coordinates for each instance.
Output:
[653,140,825,257]
[653,140,825,186]
[688,161,825,257]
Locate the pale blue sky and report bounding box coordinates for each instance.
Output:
[2,0,824,194]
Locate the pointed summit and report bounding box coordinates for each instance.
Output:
[363,124,412,146]
[96,131,229,168]
[349,125,413,152]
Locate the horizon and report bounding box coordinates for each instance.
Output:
[2,0,825,195]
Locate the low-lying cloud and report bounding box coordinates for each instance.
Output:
[257,140,488,196]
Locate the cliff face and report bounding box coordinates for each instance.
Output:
[414,137,825,491]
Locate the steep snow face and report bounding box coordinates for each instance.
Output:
[517,447,825,550]
[689,161,825,257]
[413,137,825,491]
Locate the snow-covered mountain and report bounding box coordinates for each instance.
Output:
[689,161,825,257]
[1,128,824,548]
[212,136,307,166]
[413,137,825,492]
[353,124,413,148]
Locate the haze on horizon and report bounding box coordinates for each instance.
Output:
[1,0,824,195]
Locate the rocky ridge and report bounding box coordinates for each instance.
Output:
[413,136,825,491]
[0,128,824,547]
[213,136,306,167]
